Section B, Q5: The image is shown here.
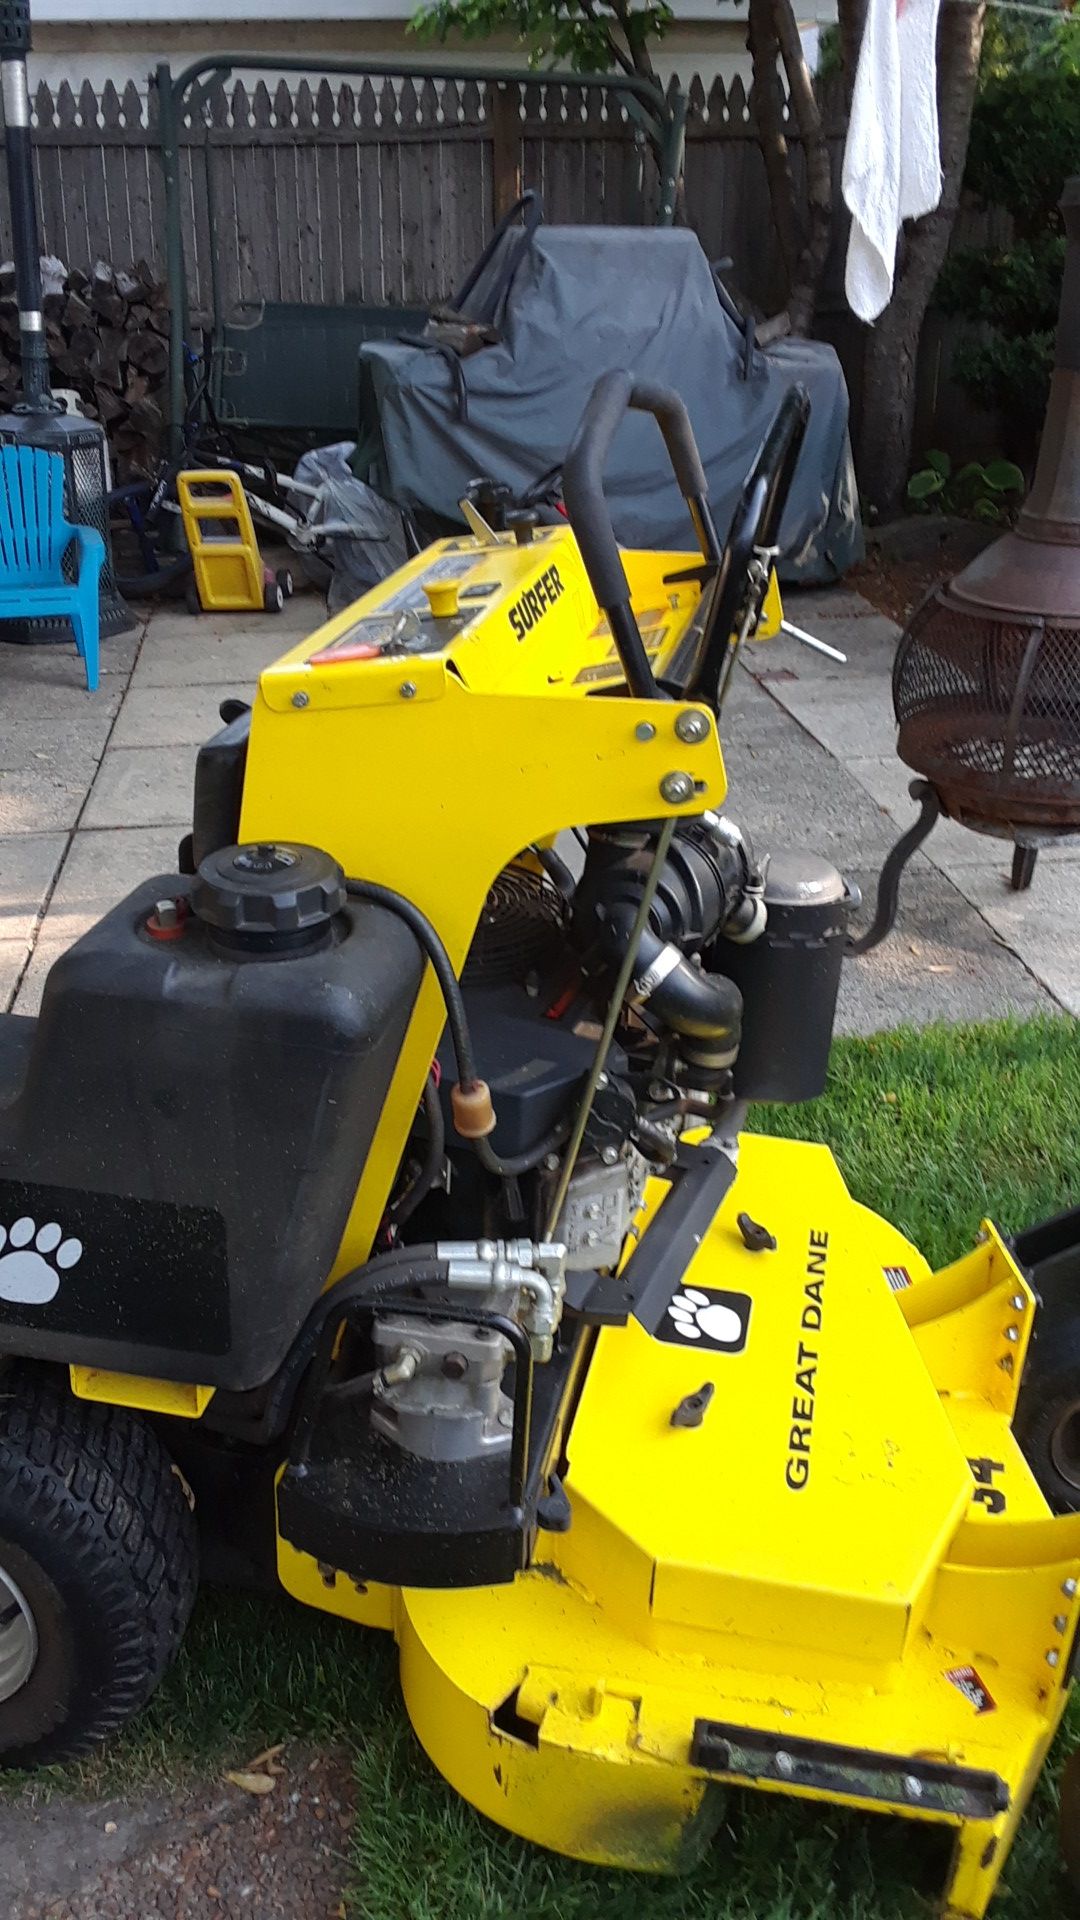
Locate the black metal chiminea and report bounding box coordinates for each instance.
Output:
[0,0,132,642]
[892,176,1080,890]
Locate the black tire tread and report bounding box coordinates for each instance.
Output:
[0,1369,198,1763]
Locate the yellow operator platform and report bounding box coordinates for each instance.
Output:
[0,374,1075,1920]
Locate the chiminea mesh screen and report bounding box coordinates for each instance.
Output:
[893,588,1080,830]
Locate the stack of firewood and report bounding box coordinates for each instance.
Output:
[0,257,170,476]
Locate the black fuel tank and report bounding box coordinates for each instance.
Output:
[0,864,421,1390]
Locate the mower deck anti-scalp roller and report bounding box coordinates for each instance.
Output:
[0,374,1074,1920]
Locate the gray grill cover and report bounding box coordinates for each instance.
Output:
[361,226,862,582]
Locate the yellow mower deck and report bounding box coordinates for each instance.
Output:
[283,1135,1080,1919]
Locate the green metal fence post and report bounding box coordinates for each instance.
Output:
[658,87,688,228]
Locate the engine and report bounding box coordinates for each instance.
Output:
[371,814,853,1465]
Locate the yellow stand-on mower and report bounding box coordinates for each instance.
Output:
[0,375,1076,1918]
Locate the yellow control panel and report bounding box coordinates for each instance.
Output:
[267,523,721,701]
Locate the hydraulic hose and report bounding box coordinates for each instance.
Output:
[254,1244,451,1437]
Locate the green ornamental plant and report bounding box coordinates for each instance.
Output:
[934,6,1080,443]
[906,449,1025,521]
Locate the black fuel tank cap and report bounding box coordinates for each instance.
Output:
[192,841,347,956]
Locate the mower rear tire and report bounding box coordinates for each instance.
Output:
[1061,1748,1080,1892]
[0,1369,198,1767]
[1014,1318,1080,1514]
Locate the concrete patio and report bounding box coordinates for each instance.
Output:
[0,581,1073,1033]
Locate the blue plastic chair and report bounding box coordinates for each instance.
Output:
[0,444,104,691]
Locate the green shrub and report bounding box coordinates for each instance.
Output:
[934,10,1080,443]
[906,450,1025,521]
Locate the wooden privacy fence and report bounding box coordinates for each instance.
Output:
[0,70,821,322]
[0,68,1003,457]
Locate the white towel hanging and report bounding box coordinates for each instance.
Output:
[842,0,944,322]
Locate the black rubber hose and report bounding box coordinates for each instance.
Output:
[606,909,742,1051]
[632,1116,678,1165]
[474,1118,569,1180]
[388,1071,446,1230]
[534,842,576,902]
[254,1245,451,1438]
[642,1096,719,1123]
[346,877,564,1180]
[345,878,480,1087]
[298,1247,450,1357]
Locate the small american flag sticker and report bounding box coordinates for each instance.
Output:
[883,1264,912,1292]
[945,1665,997,1715]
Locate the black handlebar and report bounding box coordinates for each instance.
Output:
[688,385,811,709]
[562,371,720,699]
[561,370,811,711]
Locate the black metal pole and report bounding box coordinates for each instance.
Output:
[0,2,57,413]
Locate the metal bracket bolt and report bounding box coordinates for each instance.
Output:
[674,709,710,744]
[659,770,695,804]
[635,720,657,742]
[291,689,309,709]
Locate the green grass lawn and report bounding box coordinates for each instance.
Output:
[28,1013,1080,1918]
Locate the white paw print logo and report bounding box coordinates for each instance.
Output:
[0,1218,82,1305]
[662,1285,751,1352]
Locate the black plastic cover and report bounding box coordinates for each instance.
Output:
[191,706,250,867]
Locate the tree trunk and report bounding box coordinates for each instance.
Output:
[747,0,801,297]
[855,0,987,517]
[772,0,833,332]
[837,0,867,111]
[746,0,833,334]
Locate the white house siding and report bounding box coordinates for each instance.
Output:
[27,1,831,95]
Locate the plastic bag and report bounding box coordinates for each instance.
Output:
[288,443,408,614]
